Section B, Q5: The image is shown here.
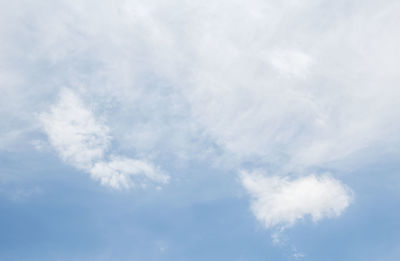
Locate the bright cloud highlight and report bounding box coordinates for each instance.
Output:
[39,88,110,169]
[240,171,352,228]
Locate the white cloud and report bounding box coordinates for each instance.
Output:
[90,156,169,189]
[3,0,400,170]
[2,0,400,233]
[40,88,110,169]
[268,49,313,78]
[40,89,169,189]
[240,171,352,228]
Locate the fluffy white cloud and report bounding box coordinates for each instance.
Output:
[40,89,168,189]
[240,171,352,228]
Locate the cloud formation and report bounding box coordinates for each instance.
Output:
[2,0,400,231]
[40,89,169,189]
[90,156,168,189]
[240,171,352,228]
[39,89,110,169]
[4,0,400,169]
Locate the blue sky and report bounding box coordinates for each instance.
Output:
[1,0,400,260]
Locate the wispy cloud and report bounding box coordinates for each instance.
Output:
[40,88,111,169]
[90,156,169,189]
[40,89,169,189]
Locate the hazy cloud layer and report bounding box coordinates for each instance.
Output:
[2,0,400,229]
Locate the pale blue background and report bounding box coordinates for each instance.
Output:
[1,148,399,260]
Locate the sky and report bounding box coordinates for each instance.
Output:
[1,0,400,260]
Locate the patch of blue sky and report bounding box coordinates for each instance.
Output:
[1,147,400,260]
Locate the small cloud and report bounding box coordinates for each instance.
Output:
[154,240,168,253]
[9,186,42,202]
[0,185,42,203]
[31,139,47,151]
[293,250,305,259]
[240,171,352,229]
[90,156,169,189]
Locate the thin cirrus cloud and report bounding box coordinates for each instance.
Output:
[39,88,169,189]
